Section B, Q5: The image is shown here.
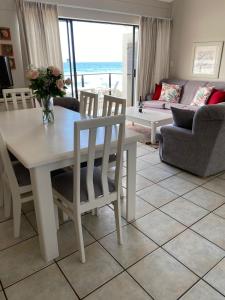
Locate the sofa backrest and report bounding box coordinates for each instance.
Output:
[161,79,225,105]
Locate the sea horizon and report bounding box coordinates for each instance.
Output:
[63,61,123,75]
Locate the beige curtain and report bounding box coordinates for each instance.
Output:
[15,0,63,71]
[137,17,172,100]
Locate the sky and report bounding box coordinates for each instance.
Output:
[59,21,132,63]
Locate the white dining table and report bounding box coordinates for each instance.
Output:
[0,106,140,262]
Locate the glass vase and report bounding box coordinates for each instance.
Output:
[41,97,54,124]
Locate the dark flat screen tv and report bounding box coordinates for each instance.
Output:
[0,56,13,97]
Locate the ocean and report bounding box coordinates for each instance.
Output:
[63,61,123,91]
[63,61,123,75]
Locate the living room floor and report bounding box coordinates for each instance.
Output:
[1,142,225,300]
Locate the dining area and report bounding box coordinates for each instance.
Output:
[0,81,140,264]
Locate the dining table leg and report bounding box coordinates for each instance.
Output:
[30,165,59,262]
[126,141,137,222]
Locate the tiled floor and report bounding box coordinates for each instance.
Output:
[1,142,225,299]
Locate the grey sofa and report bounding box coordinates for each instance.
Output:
[157,104,225,177]
[145,79,225,113]
[53,97,80,112]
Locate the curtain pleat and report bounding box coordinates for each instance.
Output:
[15,0,63,72]
[137,17,172,100]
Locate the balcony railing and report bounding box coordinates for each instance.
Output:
[64,72,123,97]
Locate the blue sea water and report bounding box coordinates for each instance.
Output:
[63,61,123,75]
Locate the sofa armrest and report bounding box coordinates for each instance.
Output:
[160,125,194,141]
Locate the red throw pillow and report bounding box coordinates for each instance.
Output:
[152,84,162,100]
[207,89,225,105]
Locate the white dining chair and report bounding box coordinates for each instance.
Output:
[102,95,126,116]
[52,115,125,263]
[3,88,34,111]
[79,91,98,117]
[0,131,34,237]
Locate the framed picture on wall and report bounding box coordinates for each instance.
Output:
[192,41,223,78]
[0,27,11,41]
[0,44,14,56]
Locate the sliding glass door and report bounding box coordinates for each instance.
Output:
[59,19,138,106]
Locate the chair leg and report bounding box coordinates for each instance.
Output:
[54,205,59,230]
[12,195,22,238]
[3,184,11,218]
[114,199,123,245]
[73,214,86,263]
[0,177,3,208]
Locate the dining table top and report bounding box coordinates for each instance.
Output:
[0,107,141,169]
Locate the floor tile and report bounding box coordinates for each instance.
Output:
[192,214,225,250]
[56,221,95,260]
[203,178,225,196]
[183,187,225,211]
[214,204,225,219]
[58,242,122,298]
[138,165,173,183]
[0,215,36,251]
[159,176,197,195]
[128,248,198,300]
[161,197,208,226]
[177,172,211,185]
[180,280,225,300]
[164,229,225,276]
[120,196,155,220]
[99,224,158,268]
[140,152,161,165]
[0,207,11,223]
[133,210,185,245]
[135,158,154,172]
[122,174,154,191]
[0,292,5,300]
[85,272,152,300]
[156,162,181,175]
[82,206,126,240]
[137,184,178,208]
[5,264,77,300]
[0,237,51,287]
[204,258,225,296]
[136,146,152,157]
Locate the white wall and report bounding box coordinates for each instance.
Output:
[41,0,171,20]
[0,0,25,87]
[170,0,225,81]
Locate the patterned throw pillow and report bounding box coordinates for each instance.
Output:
[191,86,214,106]
[159,83,182,103]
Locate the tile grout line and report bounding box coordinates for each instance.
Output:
[55,261,81,300]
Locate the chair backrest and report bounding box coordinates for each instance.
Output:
[3,88,34,111]
[0,131,20,196]
[73,115,125,211]
[102,95,126,116]
[79,91,98,117]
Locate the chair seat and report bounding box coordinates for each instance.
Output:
[81,154,117,168]
[52,166,115,203]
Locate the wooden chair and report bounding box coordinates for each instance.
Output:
[0,131,34,237]
[102,95,126,116]
[52,115,125,263]
[79,91,98,117]
[3,88,34,111]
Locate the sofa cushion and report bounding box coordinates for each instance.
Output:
[144,100,166,109]
[171,107,195,130]
[159,82,182,103]
[191,86,214,106]
[207,89,225,105]
[152,84,162,100]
